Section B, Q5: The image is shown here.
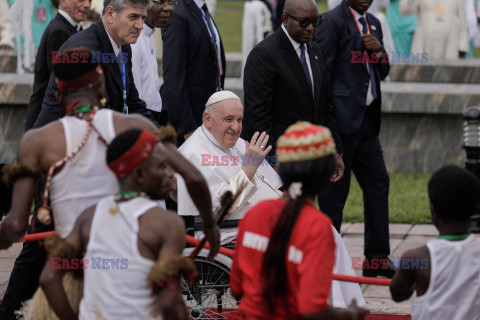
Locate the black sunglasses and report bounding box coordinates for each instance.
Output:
[285,12,324,28]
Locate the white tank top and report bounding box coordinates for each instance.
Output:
[50,109,119,238]
[79,196,160,320]
[411,235,480,320]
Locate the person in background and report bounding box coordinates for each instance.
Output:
[0,0,15,51]
[390,165,480,320]
[131,0,173,126]
[386,0,416,56]
[241,0,272,78]
[399,0,468,59]
[464,0,480,58]
[35,0,157,128]
[161,0,226,144]
[25,0,91,131]
[314,0,394,278]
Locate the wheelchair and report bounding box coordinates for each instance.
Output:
[182,219,240,319]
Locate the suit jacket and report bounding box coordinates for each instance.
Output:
[25,14,77,130]
[161,0,226,136]
[242,27,343,154]
[34,20,156,128]
[313,1,390,135]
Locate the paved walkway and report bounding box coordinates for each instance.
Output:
[0,224,439,315]
[341,223,439,315]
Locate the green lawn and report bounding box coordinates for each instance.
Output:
[343,173,431,224]
[216,1,329,51]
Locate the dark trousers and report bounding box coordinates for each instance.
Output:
[318,113,390,259]
[0,217,54,319]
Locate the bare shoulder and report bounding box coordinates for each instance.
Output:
[76,204,97,246]
[401,245,429,260]
[112,112,156,134]
[144,208,185,234]
[18,122,63,164]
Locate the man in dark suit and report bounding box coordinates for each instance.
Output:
[25,0,91,130]
[314,0,393,278]
[161,0,226,142]
[242,0,344,182]
[34,0,156,129]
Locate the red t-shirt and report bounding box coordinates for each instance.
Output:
[229,198,336,320]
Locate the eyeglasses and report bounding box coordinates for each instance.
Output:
[285,12,324,28]
[151,0,176,7]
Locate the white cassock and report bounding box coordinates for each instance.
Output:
[176,125,283,245]
[176,125,365,308]
[399,0,469,59]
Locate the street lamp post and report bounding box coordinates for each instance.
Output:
[463,106,480,233]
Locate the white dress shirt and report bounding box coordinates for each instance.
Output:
[58,9,82,31]
[281,24,314,95]
[131,24,162,112]
[350,7,375,106]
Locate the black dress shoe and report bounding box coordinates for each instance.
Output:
[362,257,396,279]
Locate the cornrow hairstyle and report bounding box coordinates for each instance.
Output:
[428,165,480,223]
[261,153,336,314]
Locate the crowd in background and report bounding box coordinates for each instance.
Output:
[1,0,480,73]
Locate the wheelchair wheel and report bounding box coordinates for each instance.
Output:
[181,250,239,319]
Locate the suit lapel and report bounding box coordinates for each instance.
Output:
[341,1,368,72]
[96,21,123,92]
[277,29,313,104]
[56,14,77,34]
[185,0,218,57]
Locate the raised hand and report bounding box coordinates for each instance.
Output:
[242,131,272,180]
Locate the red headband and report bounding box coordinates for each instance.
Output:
[56,65,104,92]
[108,130,158,179]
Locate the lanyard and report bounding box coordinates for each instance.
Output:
[120,47,128,114]
[197,5,217,43]
[197,4,222,90]
[437,233,471,241]
[349,8,369,35]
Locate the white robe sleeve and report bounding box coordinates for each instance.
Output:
[217,169,257,219]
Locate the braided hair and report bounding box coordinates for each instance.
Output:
[261,154,336,314]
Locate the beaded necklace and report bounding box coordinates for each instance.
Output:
[437,233,471,241]
[109,191,148,214]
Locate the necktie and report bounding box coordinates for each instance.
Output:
[77,25,83,32]
[300,44,313,95]
[358,17,378,99]
[202,3,223,89]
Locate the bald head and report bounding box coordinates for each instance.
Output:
[283,0,317,16]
